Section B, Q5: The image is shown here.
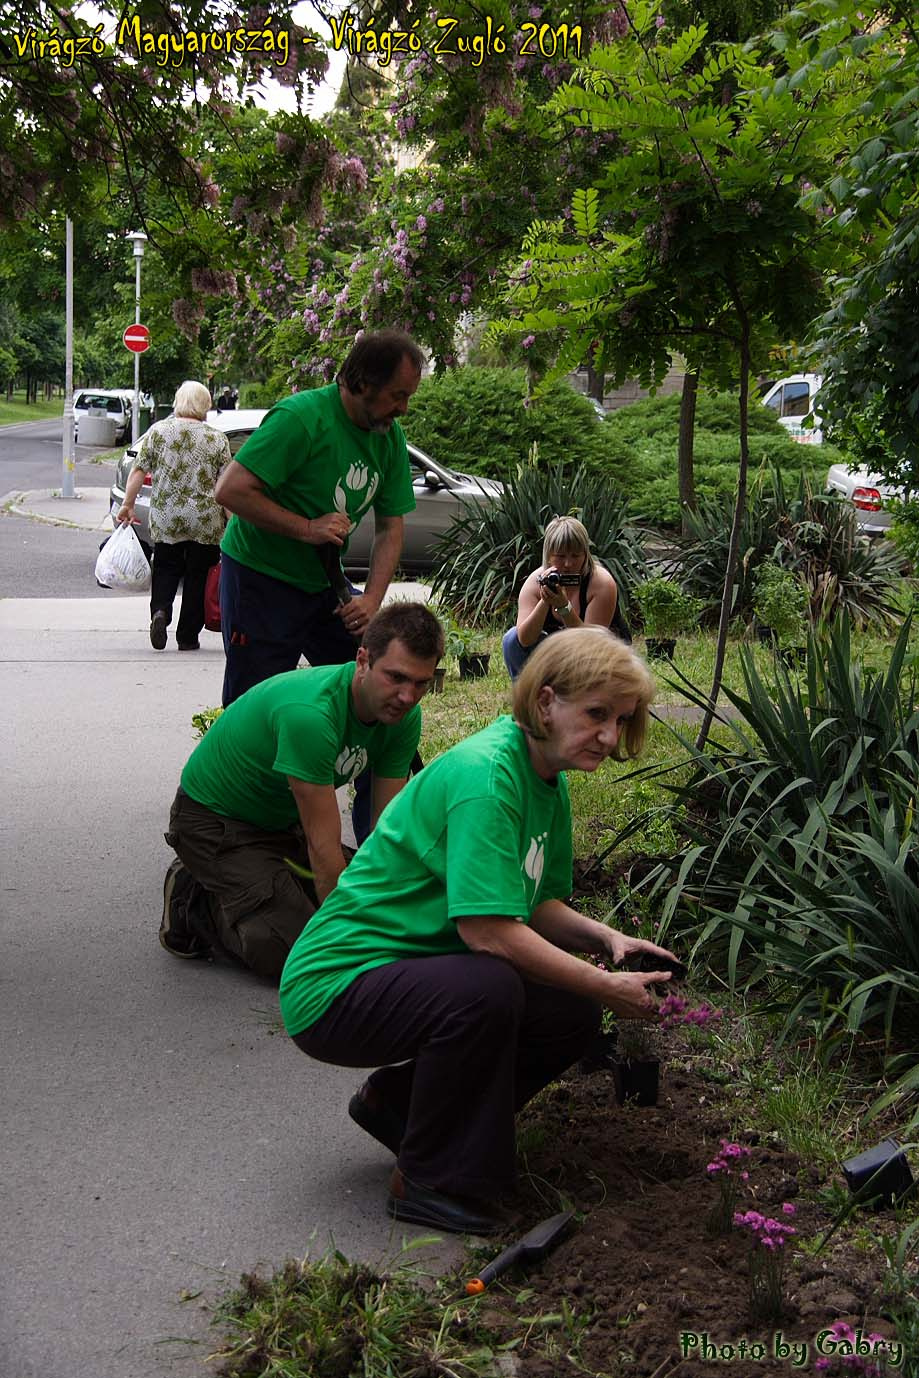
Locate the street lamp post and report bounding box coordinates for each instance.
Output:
[62,217,75,499]
[126,231,147,445]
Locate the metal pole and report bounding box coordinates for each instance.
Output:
[132,250,141,445]
[62,217,75,498]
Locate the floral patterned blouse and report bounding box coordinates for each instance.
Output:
[133,417,230,544]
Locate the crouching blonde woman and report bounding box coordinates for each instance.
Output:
[279,627,676,1234]
[502,514,630,679]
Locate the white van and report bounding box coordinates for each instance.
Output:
[761,373,823,444]
[73,389,134,443]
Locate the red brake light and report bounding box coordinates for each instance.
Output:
[142,471,153,487]
[852,486,882,511]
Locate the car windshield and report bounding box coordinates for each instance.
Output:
[78,394,125,413]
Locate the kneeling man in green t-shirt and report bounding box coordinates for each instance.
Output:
[160,601,443,981]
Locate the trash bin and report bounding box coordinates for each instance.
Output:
[138,405,152,437]
[154,404,173,422]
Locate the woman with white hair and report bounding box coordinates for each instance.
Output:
[502,514,628,679]
[117,380,230,651]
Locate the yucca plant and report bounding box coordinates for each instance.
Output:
[429,461,647,625]
[617,615,919,1046]
[679,465,904,629]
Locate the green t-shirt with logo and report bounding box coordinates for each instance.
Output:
[180,663,421,832]
[279,715,573,1036]
[220,384,416,592]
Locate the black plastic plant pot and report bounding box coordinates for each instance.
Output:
[613,1056,660,1106]
[842,1138,915,1208]
[431,666,446,693]
[645,638,676,662]
[779,646,808,669]
[459,652,490,680]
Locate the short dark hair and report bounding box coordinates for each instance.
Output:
[362,601,444,663]
[337,330,424,394]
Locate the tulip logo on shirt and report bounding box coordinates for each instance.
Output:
[334,465,380,523]
[524,832,548,891]
[335,744,368,783]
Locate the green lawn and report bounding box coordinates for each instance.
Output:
[0,391,64,425]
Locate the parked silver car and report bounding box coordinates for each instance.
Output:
[108,409,503,571]
[825,461,900,536]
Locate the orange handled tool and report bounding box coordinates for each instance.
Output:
[465,1209,574,1295]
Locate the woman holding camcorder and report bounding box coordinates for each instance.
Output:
[501,514,627,679]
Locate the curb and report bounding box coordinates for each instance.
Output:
[2,490,113,533]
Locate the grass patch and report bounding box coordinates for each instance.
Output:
[0,392,64,425]
[211,1248,499,1378]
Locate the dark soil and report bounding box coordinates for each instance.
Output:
[479,1050,904,1377]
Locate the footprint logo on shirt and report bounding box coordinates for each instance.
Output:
[524,832,548,891]
[335,745,368,783]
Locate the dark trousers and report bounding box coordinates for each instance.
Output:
[219,553,375,842]
[151,540,221,646]
[166,789,319,982]
[219,552,361,705]
[292,953,600,1200]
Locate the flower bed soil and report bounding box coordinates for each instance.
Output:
[482,1053,901,1377]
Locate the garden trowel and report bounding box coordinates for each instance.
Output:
[465,1209,574,1294]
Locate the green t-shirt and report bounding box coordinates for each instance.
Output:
[279,715,573,1036]
[180,663,421,832]
[220,384,416,592]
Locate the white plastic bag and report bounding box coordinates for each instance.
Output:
[94,522,152,593]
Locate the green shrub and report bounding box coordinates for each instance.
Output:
[584,389,828,528]
[752,563,810,647]
[238,381,281,408]
[429,462,647,624]
[634,577,704,637]
[401,366,601,479]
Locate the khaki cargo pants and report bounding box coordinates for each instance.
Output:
[166,788,320,982]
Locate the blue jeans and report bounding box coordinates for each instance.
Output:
[219,553,372,841]
[502,626,546,680]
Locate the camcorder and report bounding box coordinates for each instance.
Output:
[537,571,581,592]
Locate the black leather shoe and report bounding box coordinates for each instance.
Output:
[387,1168,503,1235]
[150,609,167,650]
[348,1082,405,1156]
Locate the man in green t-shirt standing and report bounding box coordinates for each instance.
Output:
[214,329,425,711]
[160,602,443,982]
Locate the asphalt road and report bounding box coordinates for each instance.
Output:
[0,416,115,495]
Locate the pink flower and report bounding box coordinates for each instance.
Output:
[781,1202,796,1216]
[521,334,536,349]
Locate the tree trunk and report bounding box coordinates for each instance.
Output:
[696,332,750,751]
[678,370,698,536]
[586,362,606,404]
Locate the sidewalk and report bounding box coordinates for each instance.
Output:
[3,485,115,530]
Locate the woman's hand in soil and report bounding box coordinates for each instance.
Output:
[603,969,671,1020]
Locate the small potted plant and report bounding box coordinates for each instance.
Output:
[634,577,704,661]
[445,623,491,680]
[431,665,446,693]
[612,1021,661,1106]
[752,562,810,667]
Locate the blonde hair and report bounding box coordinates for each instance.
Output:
[173,380,212,421]
[542,515,594,577]
[513,627,654,760]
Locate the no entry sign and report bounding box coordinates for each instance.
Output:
[123,323,151,353]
